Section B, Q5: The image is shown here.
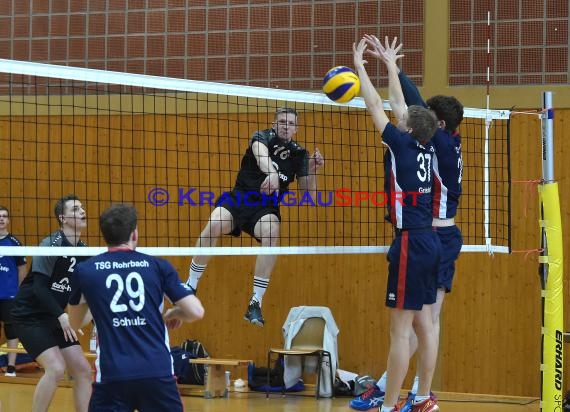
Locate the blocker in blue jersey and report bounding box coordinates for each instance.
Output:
[353,36,441,412]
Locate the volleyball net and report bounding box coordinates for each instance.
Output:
[0,58,510,256]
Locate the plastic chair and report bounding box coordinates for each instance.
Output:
[266,316,334,399]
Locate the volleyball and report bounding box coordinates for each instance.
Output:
[322,66,360,103]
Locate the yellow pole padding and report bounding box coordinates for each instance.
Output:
[539,182,564,411]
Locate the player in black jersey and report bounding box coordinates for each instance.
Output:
[186,107,324,326]
[11,195,92,412]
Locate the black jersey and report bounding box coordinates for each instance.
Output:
[234,128,310,193]
[11,230,87,322]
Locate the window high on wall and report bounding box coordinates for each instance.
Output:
[449,0,568,85]
[0,0,424,90]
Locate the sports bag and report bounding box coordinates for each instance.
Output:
[171,339,210,385]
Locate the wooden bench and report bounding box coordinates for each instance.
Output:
[189,358,251,398]
[0,346,96,359]
[0,346,97,384]
[0,348,252,399]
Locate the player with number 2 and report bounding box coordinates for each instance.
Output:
[11,194,92,412]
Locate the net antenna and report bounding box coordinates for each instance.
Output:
[0,58,510,257]
[483,5,494,255]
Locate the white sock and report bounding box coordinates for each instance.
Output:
[380,406,395,412]
[252,276,269,305]
[187,260,207,290]
[411,375,419,394]
[377,371,388,392]
[413,395,430,404]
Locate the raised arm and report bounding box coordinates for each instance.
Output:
[364,35,427,108]
[386,55,407,122]
[383,37,408,122]
[398,70,427,108]
[363,35,407,122]
[352,38,390,133]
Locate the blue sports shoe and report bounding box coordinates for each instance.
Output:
[349,385,385,410]
[400,392,437,412]
[399,392,415,412]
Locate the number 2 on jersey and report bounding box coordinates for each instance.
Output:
[106,272,145,313]
[63,256,77,272]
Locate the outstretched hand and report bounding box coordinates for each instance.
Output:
[364,35,404,68]
[353,38,369,71]
[309,148,324,174]
[363,34,383,58]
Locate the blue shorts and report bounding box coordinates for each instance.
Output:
[89,376,183,412]
[435,225,463,292]
[386,229,441,310]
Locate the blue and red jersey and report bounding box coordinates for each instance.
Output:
[382,123,435,229]
[431,129,462,218]
[398,71,463,219]
[69,249,194,383]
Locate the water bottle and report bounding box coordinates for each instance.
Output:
[225,371,231,389]
[89,325,97,353]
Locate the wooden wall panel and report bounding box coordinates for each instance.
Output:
[2,109,569,397]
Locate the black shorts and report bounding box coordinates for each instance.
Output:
[0,300,16,339]
[89,376,183,412]
[216,190,281,240]
[13,320,81,360]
